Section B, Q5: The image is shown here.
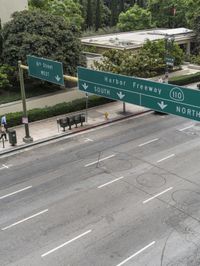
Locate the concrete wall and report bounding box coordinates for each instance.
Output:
[0,0,28,25]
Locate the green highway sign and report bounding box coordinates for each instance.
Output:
[27,55,64,86]
[165,56,174,66]
[78,66,200,122]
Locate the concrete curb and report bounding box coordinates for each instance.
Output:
[0,110,151,157]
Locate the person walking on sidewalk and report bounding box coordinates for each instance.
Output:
[0,124,7,141]
[1,115,8,132]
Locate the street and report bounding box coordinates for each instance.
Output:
[1,112,200,266]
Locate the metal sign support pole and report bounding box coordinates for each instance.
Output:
[18,61,33,143]
[85,93,88,123]
[123,102,126,113]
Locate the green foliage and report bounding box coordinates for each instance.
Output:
[95,0,102,31]
[117,4,153,31]
[0,65,15,89]
[147,0,188,28]
[29,0,48,9]
[29,0,83,29]
[190,55,200,65]
[141,39,183,66]
[46,0,84,29]
[185,0,200,28]
[193,14,200,53]
[86,0,93,28]
[169,72,200,85]
[1,10,84,76]
[6,96,114,127]
[0,19,2,61]
[94,39,183,78]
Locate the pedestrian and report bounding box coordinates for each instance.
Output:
[1,115,8,132]
[0,124,7,141]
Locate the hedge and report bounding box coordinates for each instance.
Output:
[6,96,114,127]
[169,72,200,86]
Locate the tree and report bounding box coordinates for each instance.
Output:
[0,65,15,89]
[147,0,188,28]
[29,0,48,8]
[110,0,119,26]
[95,0,102,31]
[86,0,93,28]
[1,10,84,75]
[0,19,2,62]
[141,39,183,66]
[46,0,84,29]
[193,14,200,53]
[29,0,84,29]
[94,39,183,78]
[117,4,152,31]
[185,0,200,28]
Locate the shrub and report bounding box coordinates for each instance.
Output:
[169,72,200,86]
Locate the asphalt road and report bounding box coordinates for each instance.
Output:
[1,112,200,266]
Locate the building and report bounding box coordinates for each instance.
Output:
[0,0,28,25]
[82,28,195,56]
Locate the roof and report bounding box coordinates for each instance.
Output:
[81,28,195,50]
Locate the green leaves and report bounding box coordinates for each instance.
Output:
[0,65,15,88]
[94,39,183,78]
[117,4,153,31]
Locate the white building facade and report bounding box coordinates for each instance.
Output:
[0,0,28,25]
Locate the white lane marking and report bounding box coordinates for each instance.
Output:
[84,138,93,142]
[41,229,92,258]
[138,138,159,147]
[85,154,116,167]
[2,164,9,168]
[143,187,173,204]
[116,241,155,266]
[0,186,32,199]
[1,209,48,231]
[0,164,12,170]
[157,154,175,163]
[98,176,124,188]
[179,124,194,131]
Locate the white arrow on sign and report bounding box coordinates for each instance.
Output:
[82,83,88,90]
[158,101,168,110]
[117,91,125,100]
[55,75,61,82]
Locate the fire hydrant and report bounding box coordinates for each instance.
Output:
[104,112,109,120]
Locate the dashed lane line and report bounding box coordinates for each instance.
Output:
[98,176,124,188]
[157,154,175,163]
[138,138,159,147]
[116,241,156,266]
[41,230,92,258]
[1,209,48,231]
[143,187,173,204]
[85,154,116,167]
[0,186,32,200]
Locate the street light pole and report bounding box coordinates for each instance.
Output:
[164,35,175,84]
[165,35,169,84]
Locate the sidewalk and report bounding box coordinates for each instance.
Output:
[0,102,148,155]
